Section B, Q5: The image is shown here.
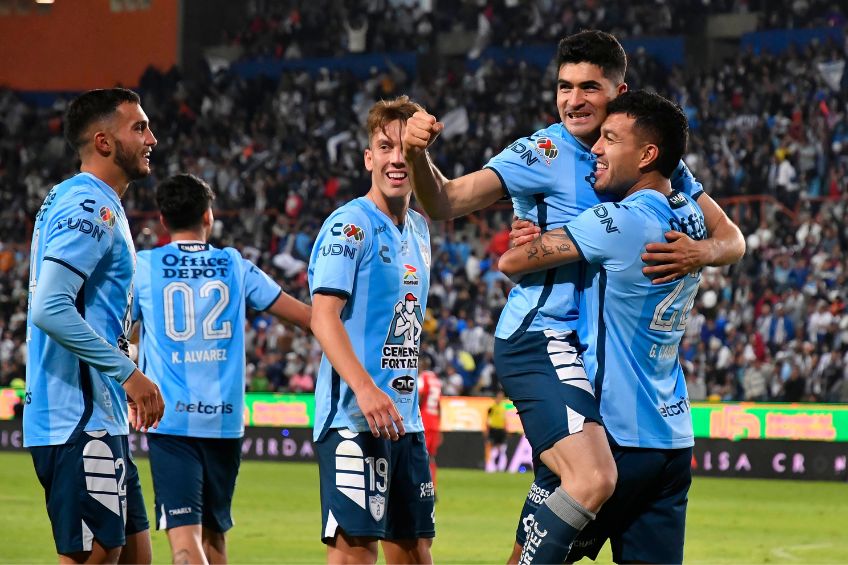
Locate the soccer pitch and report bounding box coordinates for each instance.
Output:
[0,451,845,563]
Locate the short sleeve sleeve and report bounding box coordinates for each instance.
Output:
[671,161,704,201]
[564,203,645,270]
[240,253,283,311]
[42,190,116,279]
[484,136,559,198]
[309,209,371,298]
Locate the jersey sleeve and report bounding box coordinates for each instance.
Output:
[42,189,116,279]
[240,253,283,311]
[564,203,646,270]
[484,136,557,198]
[309,209,371,299]
[670,161,704,201]
[132,252,149,323]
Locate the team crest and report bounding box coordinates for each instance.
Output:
[342,223,365,244]
[381,293,423,369]
[534,137,559,165]
[369,494,386,521]
[99,206,116,228]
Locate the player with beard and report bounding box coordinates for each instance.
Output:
[26,88,164,564]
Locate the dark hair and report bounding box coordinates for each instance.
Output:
[64,88,141,152]
[156,174,216,231]
[556,30,627,84]
[606,90,689,178]
[366,95,424,142]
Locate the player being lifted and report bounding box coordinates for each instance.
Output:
[26,88,164,564]
[499,90,704,564]
[309,96,435,564]
[132,174,311,564]
[403,30,745,563]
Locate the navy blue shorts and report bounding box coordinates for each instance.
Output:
[30,431,149,555]
[148,434,242,533]
[494,331,601,457]
[316,430,435,542]
[516,443,693,564]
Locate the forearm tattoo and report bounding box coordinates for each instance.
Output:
[526,231,572,260]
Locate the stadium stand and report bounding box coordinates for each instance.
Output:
[1,0,847,404]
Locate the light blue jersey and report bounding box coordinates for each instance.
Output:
[133,242,281,439]
[309,197,429,441]
[25,173,137,447]
[566,190,705,449]
[485,123,704,340]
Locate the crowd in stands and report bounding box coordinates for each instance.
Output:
[1,5,848,404]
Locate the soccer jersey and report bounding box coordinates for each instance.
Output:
[25,173,136,446]
[418,370,441,432]
[485,123,704,340]
[133,242,281,439]
[309,197,429,441]
[565,190,705,449]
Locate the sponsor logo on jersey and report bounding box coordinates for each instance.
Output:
[403,264,418,285]
[534,137,559,164]
[659,396,691,418]
[59,217,109,242]
[177,243,208,252]
[174,400,234,414]
[381,293,423,370]
[419,481,435,498]
[343,223,365,243]
[390,375,416,394]
[99,206,116,228]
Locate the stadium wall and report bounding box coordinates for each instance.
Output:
[0,0,178,91]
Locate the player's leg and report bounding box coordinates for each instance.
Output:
[316,429,391,564]
[495,331,617,564]
[424,431,439,493]
[119,441,151,564]
[31,432,134,564]
[609,446,693,564]
[147,434,207,564]
[509,463,558,564]
[382,432,436,564]
[198,437,242,564]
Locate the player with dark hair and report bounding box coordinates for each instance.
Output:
[132,173,311,564]
[309,96,435,564]
[499,90,701,564]
[26,88,164,564]
[403,30,745,564]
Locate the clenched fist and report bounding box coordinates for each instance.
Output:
[402,110,444,161]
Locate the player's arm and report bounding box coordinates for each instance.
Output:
[403,110,506,220]
[31,260,164,429]
[642,163,745,284]
[311,292,405,440]
[497,227,582,278]
[266,291,311,332]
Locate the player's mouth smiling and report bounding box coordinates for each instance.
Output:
[595,160,609,179]
[386,170,408,186]
[567,111,593,122]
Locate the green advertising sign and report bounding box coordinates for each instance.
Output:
[243,393,315,427]
[690,402,848,442]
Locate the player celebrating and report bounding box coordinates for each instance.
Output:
[500,90,703,564]
[25,88,164,564]
[309,96,435,564]
[403,30,745,563]
[132,174,311,564]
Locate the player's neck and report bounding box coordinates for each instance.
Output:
[170,229,207,242]
[623,174,671,199]
[366,189,409,226]
[79,162,131,198]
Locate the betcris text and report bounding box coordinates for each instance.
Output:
[174,400,234,415]
[161,254,229,279]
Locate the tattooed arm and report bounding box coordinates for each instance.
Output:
[497,227,582,279]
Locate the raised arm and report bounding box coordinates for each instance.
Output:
[642,189,746,284]
[403,110,506,220]
[498,227,582,279]
[311,292,405,440]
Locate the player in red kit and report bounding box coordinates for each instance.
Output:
[418,357,442,494]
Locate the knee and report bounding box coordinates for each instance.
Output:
[594,460,618,504]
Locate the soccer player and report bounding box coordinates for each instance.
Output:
[25,88,165,564]
[309,96,435,565]
[402,30,745,563]
[485,389,508,473]
[418,357,442,494]
[499,90,702,564]
[132,174,311,564]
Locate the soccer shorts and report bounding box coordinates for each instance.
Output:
[148,434,242,533]
[316,429,435,542]
[494,330,601,457]
[515,443,693,564]
[30,430,149,555]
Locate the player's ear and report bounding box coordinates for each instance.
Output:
[617,82,628,95]
[158,213,169,231]
[640,143,660,171]
[364,147,374,172]
[92,129,112,156]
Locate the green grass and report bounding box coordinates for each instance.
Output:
[0,451,846,563]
